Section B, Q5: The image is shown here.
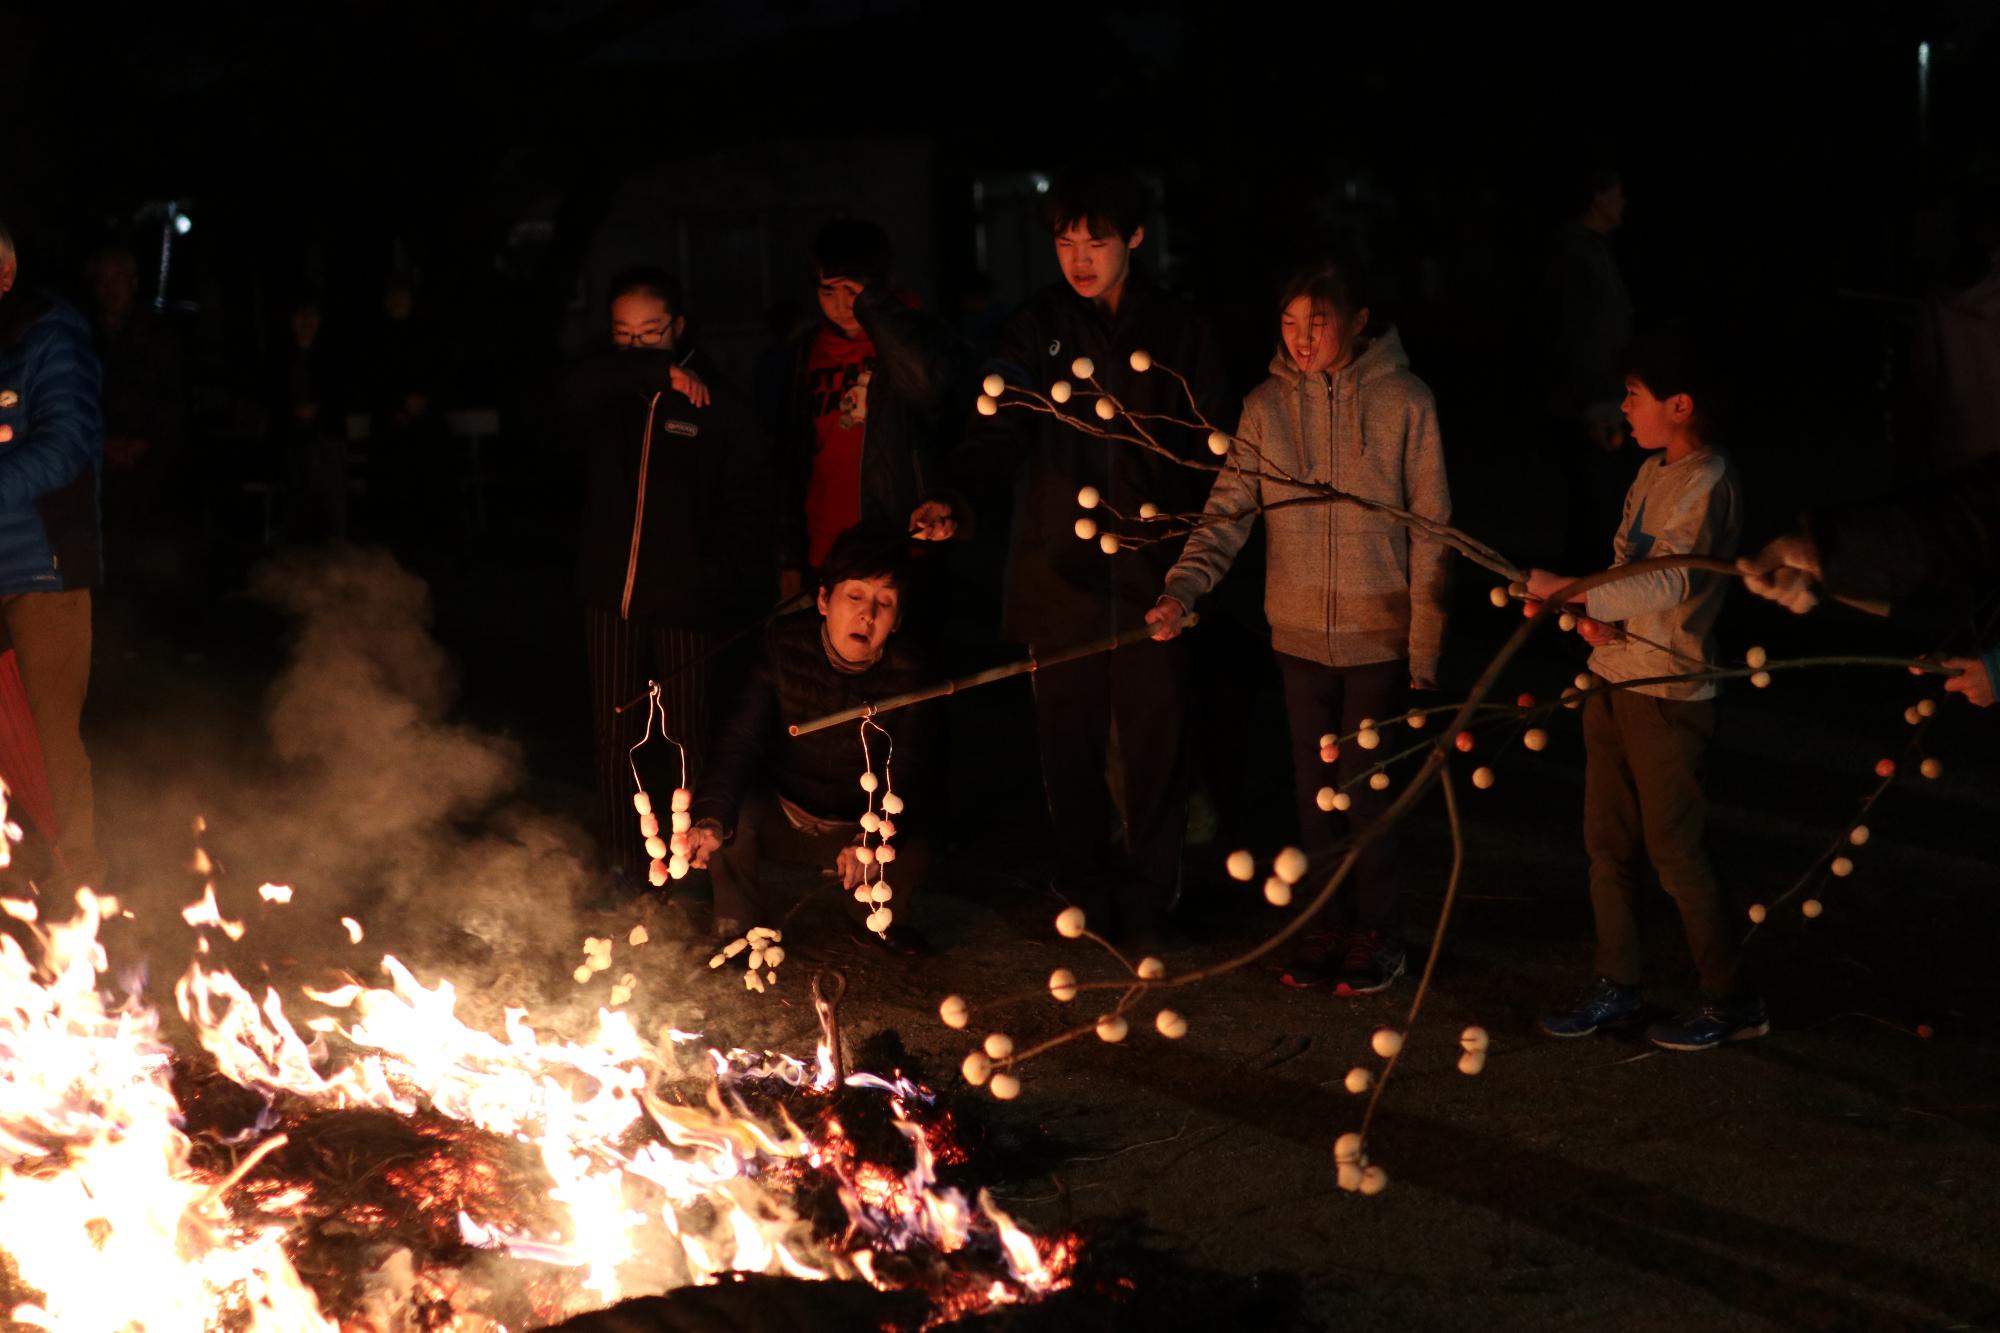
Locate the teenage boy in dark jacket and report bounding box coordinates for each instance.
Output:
[689,522,938,953]
[0,224,106,893]
[563,267,763,902]
[771,221,966,598]
[962,167,1229,946]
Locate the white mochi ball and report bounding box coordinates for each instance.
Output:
[1274,847,1308,885]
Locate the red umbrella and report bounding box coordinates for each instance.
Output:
[0,647,57,845]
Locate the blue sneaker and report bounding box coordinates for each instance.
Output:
[1647,993,1770,1051]
[1538,977,1643,1038]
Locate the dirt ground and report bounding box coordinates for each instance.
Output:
[68,544,2000,1333]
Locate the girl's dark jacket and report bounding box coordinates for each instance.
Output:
[564,347,765,627]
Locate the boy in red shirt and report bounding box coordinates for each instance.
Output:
[773,221,965,597]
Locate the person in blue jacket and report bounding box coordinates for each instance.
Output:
[0,224,107,890]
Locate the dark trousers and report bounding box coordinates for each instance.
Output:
[1582,677,1739,993]
[709,785,931,932]
[1031,635,1187,932]
[585,608,716,881]
[1278,653,1406,936]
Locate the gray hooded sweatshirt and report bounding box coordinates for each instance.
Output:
[1164,329,1452,685]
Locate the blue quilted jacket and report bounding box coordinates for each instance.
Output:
[0,293,103,594]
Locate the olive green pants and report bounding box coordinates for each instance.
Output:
[1583,678,1738,994]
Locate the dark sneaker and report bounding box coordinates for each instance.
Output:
[1333,932,1407,996]
[1647,993,1770,1051]
[1538,977,1643,1038]
[1279,929,1344,990]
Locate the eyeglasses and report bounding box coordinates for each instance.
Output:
[612,324,673,347]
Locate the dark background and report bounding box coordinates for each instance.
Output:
[6,2,1996,476]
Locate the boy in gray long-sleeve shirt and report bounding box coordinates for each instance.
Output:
[1524,335,1768,1053]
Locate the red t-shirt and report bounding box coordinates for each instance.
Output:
[803,326,877,567]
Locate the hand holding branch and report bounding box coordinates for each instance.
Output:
[1145,595,1190,641]
[1940,655,1995,707]
[908,500,957,542]
[1736,534,1824,614]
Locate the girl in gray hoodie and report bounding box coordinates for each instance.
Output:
[1149,258,1452,995]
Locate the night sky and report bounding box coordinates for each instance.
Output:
[8,5,1992,294]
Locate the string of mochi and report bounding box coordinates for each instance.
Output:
[854,717,903,935]
[628,679,693,887]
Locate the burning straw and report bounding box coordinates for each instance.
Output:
[1,866,1077,1329]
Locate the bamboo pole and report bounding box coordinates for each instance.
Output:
[787,614,1199,737]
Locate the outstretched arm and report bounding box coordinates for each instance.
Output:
[1157,394,1264,624]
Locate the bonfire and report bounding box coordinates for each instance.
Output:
[0,788,1075,1331]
